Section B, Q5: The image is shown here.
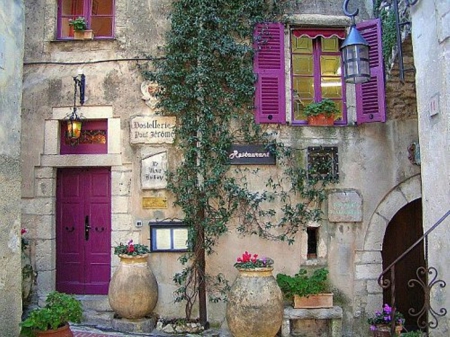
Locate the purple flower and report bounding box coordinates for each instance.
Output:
[370,325,376,331]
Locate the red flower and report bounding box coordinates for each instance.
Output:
[21,228,27,235]
[127,239,135,253]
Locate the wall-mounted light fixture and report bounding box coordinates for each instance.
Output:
[340,0,370,84]
[66,70,85,140]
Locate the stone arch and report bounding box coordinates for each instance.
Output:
[353,174,421,330]
[364,174,421,251]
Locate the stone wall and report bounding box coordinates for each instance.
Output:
[411,1,450,335]
[0,0,24,335]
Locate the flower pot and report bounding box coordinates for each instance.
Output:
[73,31,84,40]
[83,30,94,40]
[371,324,403,337]
[293,293,333,309]
[108,254,158,319]
[73,30,94,40]
[226,267,283,337]
[307,114,335,126]
[34,323,73,337]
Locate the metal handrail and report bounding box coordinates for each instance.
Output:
[378,209,450,334]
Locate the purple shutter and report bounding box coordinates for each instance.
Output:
[356,19,386,123]
[254,23,286,124]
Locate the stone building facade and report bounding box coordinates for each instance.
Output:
[410,1,450,335]
[0,0,24,335]
[21,0,424,335]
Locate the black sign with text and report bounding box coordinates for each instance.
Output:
[228,144,276,165]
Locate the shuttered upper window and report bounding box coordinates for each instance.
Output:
[57,0,115,40]
[254,19,385,126]
[291,29,346,125]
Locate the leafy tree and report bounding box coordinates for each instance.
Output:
[143,0,334,324]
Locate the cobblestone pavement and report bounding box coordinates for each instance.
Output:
[71,324,228,337]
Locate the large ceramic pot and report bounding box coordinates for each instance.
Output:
[34,323,73,337]
[108,254,158,319]
[226,267,283,337]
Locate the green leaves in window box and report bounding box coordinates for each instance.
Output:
[69,17,87,31]
[303,99,340,117]
[276,267,329,299]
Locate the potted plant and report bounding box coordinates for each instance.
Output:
[304,99,340,126]
[276,267,333,308]
[367,303,405,336]
[20,291,83,336]
[108,240,158,319]
[226,251,283,337]
[68,17,93,40]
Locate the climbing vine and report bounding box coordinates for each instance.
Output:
[142,0,334,323]
[374,0,398,71]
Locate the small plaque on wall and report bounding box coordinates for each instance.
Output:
[142,197,167,209]
[149,221,189,252]
[328,190,362,223]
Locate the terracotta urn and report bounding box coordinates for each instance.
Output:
[226,267,283,337]
[108,254,158,319]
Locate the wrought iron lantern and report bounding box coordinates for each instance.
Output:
[340,0,370,84]
[66,71,85,140]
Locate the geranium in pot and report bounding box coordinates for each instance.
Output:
[108,240,158,320]
[68,17,93,40]
[226,251,283,337]
[304,99,339,126]
[276,267,333,308]
[20,291,83,336]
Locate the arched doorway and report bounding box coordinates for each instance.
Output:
[382,198,425,332]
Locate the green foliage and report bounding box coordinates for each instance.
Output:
[20,291,83,332]
[142,0,334,320]
[69,17,87,31]
[374,1,397,69]
[303,99,340,117]
[276,268,329,299]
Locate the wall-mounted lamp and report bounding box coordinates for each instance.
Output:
[66,71,85,140]
[340,0,370,84]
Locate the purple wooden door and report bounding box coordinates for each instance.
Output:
[56,167,111,295]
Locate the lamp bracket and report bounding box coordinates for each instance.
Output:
[343,0,359,24]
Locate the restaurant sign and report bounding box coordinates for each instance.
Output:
[228,144,276,165]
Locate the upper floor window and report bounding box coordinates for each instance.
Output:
[254,20,385,126]
[291,29,346,125]
[57,0,115,40]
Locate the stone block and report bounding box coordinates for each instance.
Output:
[35,239,55,271]
[35,178,55,197]
[21,198,54,216]
[36,270,55,295]
[111,213,133,231]
[111,169,132,196]
[355,263,382,280]
[112,196,130,214]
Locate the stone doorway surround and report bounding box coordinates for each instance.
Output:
[354,174,422,326]
[24,106,133,303]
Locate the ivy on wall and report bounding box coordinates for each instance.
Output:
[142,0,334,323]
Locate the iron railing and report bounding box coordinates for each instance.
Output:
[378,210,450,335]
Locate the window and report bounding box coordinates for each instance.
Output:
[307,146,339,181]
[60,119,108,154]
[254,19,385,126]
[57,0,115,39]
[291,29,346,125]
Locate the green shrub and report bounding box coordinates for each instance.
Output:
[276,267,329,299]
[20,291,83,332]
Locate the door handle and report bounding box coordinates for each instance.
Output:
[85,215,91,241]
